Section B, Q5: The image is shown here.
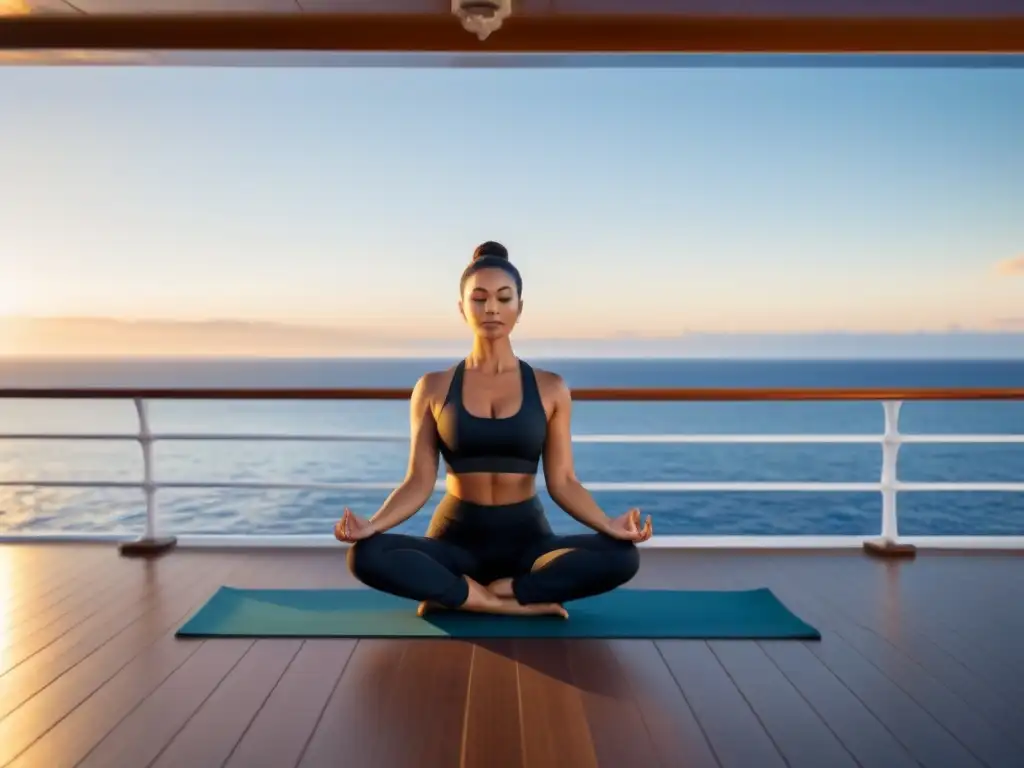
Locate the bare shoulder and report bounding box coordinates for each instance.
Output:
[413,367,457,413]
[531,366,571,406]
[415,369,449,395]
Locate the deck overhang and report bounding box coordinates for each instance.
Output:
[1,1,1023,55]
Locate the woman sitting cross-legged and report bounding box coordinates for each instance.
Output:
[334,241,653,618]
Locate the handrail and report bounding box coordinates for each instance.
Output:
[5,431,1024,444]
[2,387,1024,401]
[1,388,1023,558]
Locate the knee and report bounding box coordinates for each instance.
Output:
[345,534,385,581]
[605,539,641,584]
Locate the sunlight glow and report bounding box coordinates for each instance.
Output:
[0,281,20,317]
[0,50,158,64]
[0,0,30,15]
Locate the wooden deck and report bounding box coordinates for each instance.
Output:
[0,543,1021,768]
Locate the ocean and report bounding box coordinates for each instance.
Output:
[1,357,1023,539]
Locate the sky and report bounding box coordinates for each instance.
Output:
[1,56,1023,356]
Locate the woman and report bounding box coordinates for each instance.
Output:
[335,241,653,618]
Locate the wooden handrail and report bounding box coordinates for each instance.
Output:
[1,387,1023,401]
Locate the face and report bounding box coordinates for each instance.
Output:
[459,267,523,340]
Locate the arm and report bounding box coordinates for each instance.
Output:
[542,376,615,535]
[365,374,440,534]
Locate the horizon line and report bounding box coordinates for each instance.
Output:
[4,352,1024,362]
[4,315,1024,338]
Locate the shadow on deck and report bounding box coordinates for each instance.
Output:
[0,543,1021,767]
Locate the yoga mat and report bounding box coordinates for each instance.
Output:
[176,586,820,640]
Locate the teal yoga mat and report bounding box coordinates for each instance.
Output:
[176,586,820,640]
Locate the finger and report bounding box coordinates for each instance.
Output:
[634,519,648,542]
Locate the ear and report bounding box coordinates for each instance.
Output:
[458,299,467,321]
[517,299,524,321]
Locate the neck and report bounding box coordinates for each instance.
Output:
[466,337,518,374]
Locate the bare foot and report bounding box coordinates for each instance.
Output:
[486,577,514,599]
[416,577,568,619]
[466,578,568,618]
[509,600,568,618]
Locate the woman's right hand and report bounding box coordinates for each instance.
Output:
[334,507,377,542]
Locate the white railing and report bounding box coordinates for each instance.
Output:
[1,391,1024,553]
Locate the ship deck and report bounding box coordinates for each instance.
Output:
[1,543,1022,768]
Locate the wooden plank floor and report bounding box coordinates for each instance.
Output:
[0,543,1021,768]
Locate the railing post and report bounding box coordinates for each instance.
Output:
[118,397,177,558]
[864,400,916,559]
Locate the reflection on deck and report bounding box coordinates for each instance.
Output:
[0,542,1021,767]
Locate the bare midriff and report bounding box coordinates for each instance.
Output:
[444,471,537,506]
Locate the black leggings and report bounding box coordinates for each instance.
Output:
[347,495,640,608]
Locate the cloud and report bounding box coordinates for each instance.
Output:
[4,316,1024,359]
[0,316,428,358]
[994,256,1024,276]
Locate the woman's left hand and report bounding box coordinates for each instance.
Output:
[605,507,653,542]
[334,507,377,543]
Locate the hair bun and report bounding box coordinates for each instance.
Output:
[473,241,509,262]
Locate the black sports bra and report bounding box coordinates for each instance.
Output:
[436,360,548,475]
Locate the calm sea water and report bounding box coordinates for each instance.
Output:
[1,357,1023,538]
